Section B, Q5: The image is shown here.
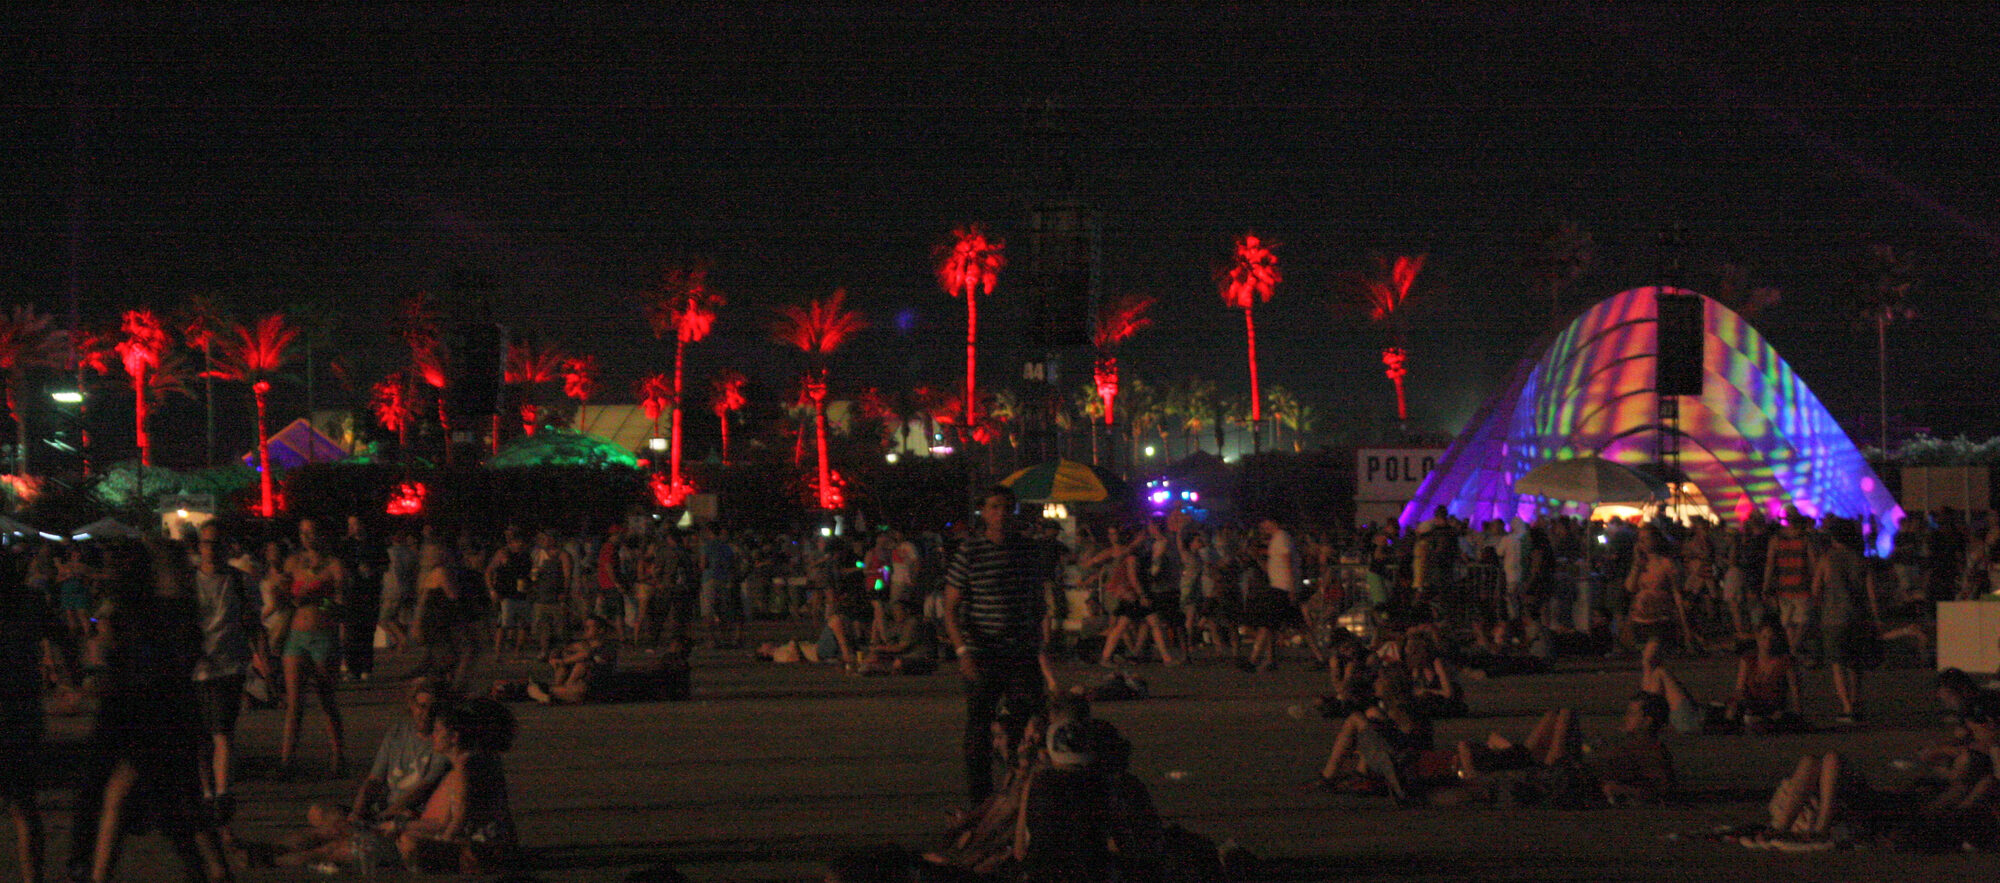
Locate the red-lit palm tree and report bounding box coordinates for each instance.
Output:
[935,226,1004,434]
[0,306,70,476]
[504,338,566,437]
[208,314,297,517]
[638,374,673,442]
[114,310,177,467]
[371,372,417,465]
[643,261,725,502]
[772,289,866,509]
[1218,234,1280,450]
[708,369,747,465]
[1089,293,1155,427]
[1354,253,1427,423]
[561,355,600,432]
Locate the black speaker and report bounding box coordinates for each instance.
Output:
[443,322,506,418]
[1655,294,1704,397]
[1031,273,1093,349]
[1025,202,1098,349]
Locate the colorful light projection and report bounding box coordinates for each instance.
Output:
[1400,287,1903,554]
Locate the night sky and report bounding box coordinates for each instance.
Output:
[9,4,2000,466]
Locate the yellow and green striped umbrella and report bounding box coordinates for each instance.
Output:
[1001,459,1122,503]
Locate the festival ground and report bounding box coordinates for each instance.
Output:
[18,626,1991,882]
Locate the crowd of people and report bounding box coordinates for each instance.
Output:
[2,519,531,881]
[5,494,2000,879]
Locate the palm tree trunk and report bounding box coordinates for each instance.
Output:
[1243,307,1261,451]
[133,375,150,467]
[718,411,731,466]
[671,339,686,492]
[255,386,274,517]
[815,405,833,509]
[965,293,978,434]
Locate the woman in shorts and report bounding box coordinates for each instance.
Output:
[279,540,348,778]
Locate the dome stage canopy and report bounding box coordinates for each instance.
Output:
[1400,286,1902,555]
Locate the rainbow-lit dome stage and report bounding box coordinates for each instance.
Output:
[1401,286,1903,555]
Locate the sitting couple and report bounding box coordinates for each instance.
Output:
[263,679,520,874]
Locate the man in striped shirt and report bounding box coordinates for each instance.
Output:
[943,485,1057,802]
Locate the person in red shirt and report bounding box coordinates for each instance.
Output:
[1762,507,1817,662]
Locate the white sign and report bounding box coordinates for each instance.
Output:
[1355,448,1444,501]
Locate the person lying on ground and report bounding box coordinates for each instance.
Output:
[1738,751,2000,852]
[1640,665,1738,735]
[1453,707,1579,783]
[528,615,618,704]
[1459,616,1553,678]
[1442,693,1674,808]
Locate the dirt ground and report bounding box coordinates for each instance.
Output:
[17,625,1996,882]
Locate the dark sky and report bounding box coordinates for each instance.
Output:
[8,3,2000,464]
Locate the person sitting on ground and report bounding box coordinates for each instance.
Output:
[1316,669,1439,801]
[268,678,455,869]
[394,698,520,874]
[928,699,1071,876]
[1400,632,1466,719]
[858,599,938,675]
[1729,623,1806,733]
[1312,628,1376,718]
[528,615,618,704]
[1914,668,2000,813]
[1015,715,1166,883]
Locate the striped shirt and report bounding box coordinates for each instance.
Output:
[946,533,1055,658]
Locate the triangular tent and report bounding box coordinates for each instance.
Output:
[1401,286,1903,555]
[243,418,350,470]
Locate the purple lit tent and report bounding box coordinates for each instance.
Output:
[1400,287,1903,555]
[241,418,350,470]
